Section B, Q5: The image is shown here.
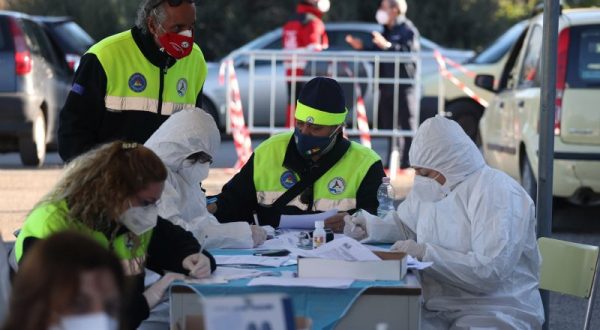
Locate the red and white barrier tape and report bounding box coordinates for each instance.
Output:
[220,60,253,169]
[434,50,489,108]
[341,64,372,148]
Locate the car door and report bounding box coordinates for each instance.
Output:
[481,26,529,174]
[22,19,71,145]
[500,24,544,179]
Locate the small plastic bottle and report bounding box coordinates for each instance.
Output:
[312,220,326,249]
[377,177,396,218]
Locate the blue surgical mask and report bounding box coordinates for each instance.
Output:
[294,127,340,158]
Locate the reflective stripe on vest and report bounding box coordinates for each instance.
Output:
[88,30,207,115]
[253,132,380,212]
[14,200,152,263]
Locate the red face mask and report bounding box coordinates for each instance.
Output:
[158,29,194,59]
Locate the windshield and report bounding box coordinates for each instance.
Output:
[471,20,528,64]
[50,21,94,54]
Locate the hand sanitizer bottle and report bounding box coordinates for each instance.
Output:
[312,220,326,249]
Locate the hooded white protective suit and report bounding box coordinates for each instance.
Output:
[145,109,254,249]
[399,116,544,329]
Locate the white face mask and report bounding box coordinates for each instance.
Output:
[317,0,330,13]
[411,175,450,203]
[375,9,389,25]
[119,202,158,235]
[178,160,210,185]
[51,312,118,330]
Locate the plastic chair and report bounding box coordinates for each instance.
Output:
[538,237,600,330]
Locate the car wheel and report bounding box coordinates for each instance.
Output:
[446,101,483,146]
[18,111,46,167]
[521,156,537,203]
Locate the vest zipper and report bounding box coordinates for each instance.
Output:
[157,57,171,115]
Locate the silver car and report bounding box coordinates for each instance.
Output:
[201,22,474,131]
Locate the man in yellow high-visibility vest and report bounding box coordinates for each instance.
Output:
[210,77,385,232]
[58,0,207,162]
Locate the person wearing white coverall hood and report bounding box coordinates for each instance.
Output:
[145,108,267,248]
[345,115,544,329]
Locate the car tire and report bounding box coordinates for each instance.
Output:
[521,156,537,203]
[446,101,483,146]
[19,111,46,167]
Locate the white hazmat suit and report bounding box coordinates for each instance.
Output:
[145,108,255,249]
[399,116,544,329]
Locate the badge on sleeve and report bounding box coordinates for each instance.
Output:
[280,170,297,189]
[176,78,188,97]
[128,73,146,93]
[328,177,345,195]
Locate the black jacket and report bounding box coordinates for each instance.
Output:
[214,135,385,227]
[20,218,216,330]
[376,18,420,81]
[57,26,204,162]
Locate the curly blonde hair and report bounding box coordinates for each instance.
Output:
[36,141,167,247]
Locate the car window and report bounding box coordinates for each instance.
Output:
[472,21,527,64]
[263,38,281,50]
[497,26,529,91]
[518,25,542,88]
[327,30,374,51]
[23,20,60,67]
[49,21,94,54]
[0,18,10,51]
[19,19,42,56]
[567,24,600,88]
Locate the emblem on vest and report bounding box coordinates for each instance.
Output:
[280,170,297,189]
[176,78,188,97]
[328,177,345,195]
[128,73,146,93]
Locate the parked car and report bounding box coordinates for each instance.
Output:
[420,20,528,143]
[202,22,474,130]
[476,8,600,204]
[33,16,95,72]
[0,11,72,166]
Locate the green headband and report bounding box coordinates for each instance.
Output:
[294,101,348,126]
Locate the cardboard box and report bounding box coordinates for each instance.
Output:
[297,251,407,281]
[180,315,312,330]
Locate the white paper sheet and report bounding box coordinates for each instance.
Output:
[248,276,354,289]
[278,209,338,229]
[299,237,381,261]
[214,255,290,268]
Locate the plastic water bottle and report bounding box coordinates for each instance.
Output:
[377,177,396,218]
[312,220,326,249]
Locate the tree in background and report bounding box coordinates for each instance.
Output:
[5,0,596,61]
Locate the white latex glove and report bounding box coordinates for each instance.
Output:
[143,272,185,309]
[390,239,427,261]
[250,225,267,247]
[343,214,367,240]
[182,253,212,279]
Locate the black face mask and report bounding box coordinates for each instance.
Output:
[293,126,340,158]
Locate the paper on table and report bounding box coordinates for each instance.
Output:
[214,255,290,268]
[212,267,278,281]
[279,209,338,229]
[300,237,381,261]
[248,276,354,289]
[407,255,434,270]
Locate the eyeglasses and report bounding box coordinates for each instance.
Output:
[151,0,195,9]
[186,151,213,165]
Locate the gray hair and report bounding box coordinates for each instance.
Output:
[387,0,408,15]
[136,0,167,34]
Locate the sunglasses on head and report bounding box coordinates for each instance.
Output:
[152,0,195,9]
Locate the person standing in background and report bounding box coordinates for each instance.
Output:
[282,0,330,128]
[346,0,419,169]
